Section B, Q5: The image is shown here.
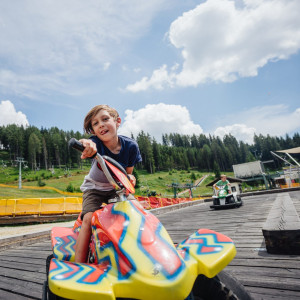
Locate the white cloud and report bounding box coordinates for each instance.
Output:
[0,0,167,97]
[214,124,256,144]
[118,103,300,144]
[213,105,300,143]
[126,65,175,92]
[0,100,29,127]
[118,103,203,141]
[0,69,67,99]
[127,0,300,91]
[235,105,300,136]
[103,62,111,71]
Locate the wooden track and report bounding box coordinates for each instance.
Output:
[0,191,299,299]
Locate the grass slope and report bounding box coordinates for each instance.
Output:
[0,165,228,199]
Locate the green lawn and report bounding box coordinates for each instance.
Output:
[0,186,63,198]
[135,169,216,197]
[0,166,230,199]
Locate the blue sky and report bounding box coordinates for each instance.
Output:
[0,0,299,144]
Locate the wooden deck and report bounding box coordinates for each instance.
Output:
[0,190,299,299]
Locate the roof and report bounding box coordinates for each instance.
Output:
[276,147,300,154]
[206,176,244,187]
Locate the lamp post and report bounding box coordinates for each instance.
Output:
[15,157,25,189]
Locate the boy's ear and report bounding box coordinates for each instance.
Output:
[116,117,121,128]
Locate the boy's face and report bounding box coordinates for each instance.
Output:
[221,176,226,181]
[91,109,121,142]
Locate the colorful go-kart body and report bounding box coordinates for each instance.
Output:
[49,199,236,300]
[46,138,239,299]
[210,185,242,210]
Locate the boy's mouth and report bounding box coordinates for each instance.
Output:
[100,130,108,135]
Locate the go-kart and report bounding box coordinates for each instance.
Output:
[42,138,251,300]
[210,185,243,210]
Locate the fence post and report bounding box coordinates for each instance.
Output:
[39,198,42,216]
[13,199,16,218]
[159,198,163,207]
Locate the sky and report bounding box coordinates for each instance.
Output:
[0,0,300,144]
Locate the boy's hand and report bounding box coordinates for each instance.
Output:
[79,139,97,159]
[128,174,136,187]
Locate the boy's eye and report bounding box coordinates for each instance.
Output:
[92,121,98,126]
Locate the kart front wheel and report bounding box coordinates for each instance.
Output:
[212,198,219,205]
[190,271,252,300]
[43,254,68,300]
[228,196,235,204]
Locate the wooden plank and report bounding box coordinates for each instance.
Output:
[225,265,300,279]
[0,266,45,284]
[262,193,300,254]
[247,289,299,300]
[230,258,300,269]
[0,288,33,300]
[0,255,49,266]
[0,261,45,273]
[230,275,300,291]
[0,249,52,259]
[0,275,42,299]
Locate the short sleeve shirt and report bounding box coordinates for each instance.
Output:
[80,135,142,192]
[90,135,142,169]
[216,179,230,188]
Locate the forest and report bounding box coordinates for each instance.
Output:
[0,124,299,173]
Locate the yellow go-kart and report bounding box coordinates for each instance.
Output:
[42,139,251,300]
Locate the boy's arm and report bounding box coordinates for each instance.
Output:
[126,166,136,187]
[79,139,97,159]
[214,180,220,187]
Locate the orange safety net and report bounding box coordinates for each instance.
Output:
[135,196,194,209]
[148,196,161,208]
[160,198,173,206]
[135,196,151,210]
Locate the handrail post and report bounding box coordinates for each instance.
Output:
[63,197,66,215]
[13,199,16,217]
[39,198,42,216]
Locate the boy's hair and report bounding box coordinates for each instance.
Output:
[221,174,227,178]
[84,105,119,134]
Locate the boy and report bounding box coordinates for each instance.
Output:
[75,104,142,263]
[213,174,231,195]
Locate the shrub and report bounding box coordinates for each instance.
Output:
[38,177,46,187]
[66,183,74,193]
[190,172,197,181]
[148,190,157,197]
